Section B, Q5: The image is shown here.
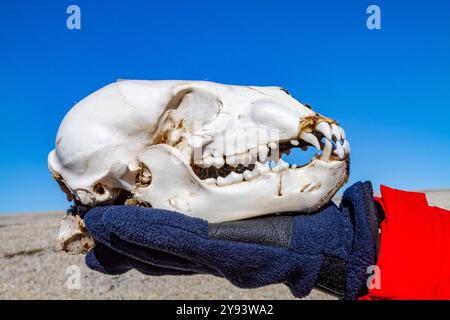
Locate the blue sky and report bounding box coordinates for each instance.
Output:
[0,0,449,213]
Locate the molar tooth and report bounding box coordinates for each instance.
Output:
[331,124,341,141]
[290,139,299,146]
[202,157,215,167]
[316,122,332,141]
[226,155,237,166]
[258,145,269,162]
[321,139,332,161]
[212,156,225,168]
[342,140,350,153]
[248,148,258,164]
[243,170,257,181]
[300,132,321,150]
[236,153,248,165]
[333,142,345,159]
[217,172,243,186]
[204,178,216,185]
[255,161,270,174]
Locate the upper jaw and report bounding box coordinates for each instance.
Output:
[188,114,350,186]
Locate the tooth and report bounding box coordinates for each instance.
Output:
[316,122,332,141]
[321,139,332,161]
[272,159,289,173]
[243,170,257,181]
[255,161,269,174]
[342,140,350,153]
[226,155,237,166]
[236,153,248,165]
[290,140,299,146]
[331,124,341,141]
[268,142,278,150]
[204,178,216,185]
[216,176,227,186]
[291,164,297,169]
[217,172,243,186]
[300,132,321,150]
[339,127,346,140]
[212,156,225,168]
[333,142,345,159]
[258,145,269,162]
[202,157,214,167]
[248,148,258,164]
[229,172,243,184]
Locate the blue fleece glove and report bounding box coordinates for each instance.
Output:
[84,181,378,299]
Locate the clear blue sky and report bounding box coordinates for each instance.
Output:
[0,0,449,213]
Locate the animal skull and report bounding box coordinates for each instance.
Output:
[49,80,350,253]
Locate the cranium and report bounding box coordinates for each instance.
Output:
[49,80,350,253]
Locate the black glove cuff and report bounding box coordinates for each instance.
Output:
[315,256,347,298]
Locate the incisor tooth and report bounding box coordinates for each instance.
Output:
[331,124,341,141]
[316,122,332,141]
[300,132,321,150]
[290,140,299,146]
[333,142,345,159]
[321,139,332,161]
[340,127,346,140]
[343,140,350,153]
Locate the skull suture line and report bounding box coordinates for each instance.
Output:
[48,80,350,253]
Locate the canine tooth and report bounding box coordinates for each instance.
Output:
[258,145,269,162]
[300,132,321,150]
[290,139,299,146]
[333,142,345,159]
[291,164,297,169]
[342,140,350,153]
[339,127,346,140]
[331,124,341,141]
[212,156,225,168]
[316,122,332,141]
[321,139,332,161]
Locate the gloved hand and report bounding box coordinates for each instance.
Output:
[84,181,379,300]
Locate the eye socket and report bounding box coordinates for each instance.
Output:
[93,183,105,195]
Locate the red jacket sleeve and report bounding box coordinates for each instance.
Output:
[361,185,450,300]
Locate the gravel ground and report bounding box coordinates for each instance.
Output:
[1,189,448,300]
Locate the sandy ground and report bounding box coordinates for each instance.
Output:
[1,189,449,300]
